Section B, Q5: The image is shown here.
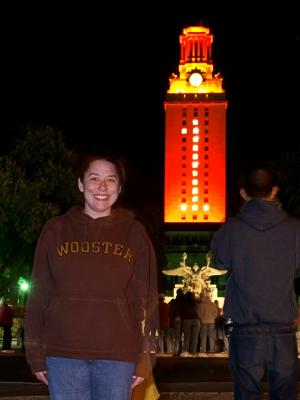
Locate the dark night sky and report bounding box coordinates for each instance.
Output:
[2,9,300,210]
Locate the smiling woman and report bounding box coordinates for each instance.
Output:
[78,158,121,218]
[24,150,159,400]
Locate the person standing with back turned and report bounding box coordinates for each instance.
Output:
[25,151,158,400]
[210,163,300,400]
[0,299,14,350]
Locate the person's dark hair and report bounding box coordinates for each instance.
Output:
[77,151,126,195]
[185,291,195,302]
[239,163,278,198]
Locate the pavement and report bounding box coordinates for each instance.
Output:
[1,350,300,399]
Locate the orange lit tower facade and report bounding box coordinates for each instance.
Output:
[164,25,227,224]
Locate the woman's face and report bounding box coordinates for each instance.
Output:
[78,159,121,218]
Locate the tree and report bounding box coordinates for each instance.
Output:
[278,145,300,298]
[278,145,300,218]
[0,126,79,302]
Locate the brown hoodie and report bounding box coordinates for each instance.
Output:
[25,206,158,377]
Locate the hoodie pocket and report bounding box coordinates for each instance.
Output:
[43,296,138,353]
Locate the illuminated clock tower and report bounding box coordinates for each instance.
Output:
[164,25,227,224]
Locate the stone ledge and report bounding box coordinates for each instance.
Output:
[159,394,234,400]
[159,394,298,400]
[1,393,300,400]
[157,382,233,392]
[0,397,48,400]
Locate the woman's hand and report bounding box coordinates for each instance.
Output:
[131,375,145,389]
[34,371,48,385]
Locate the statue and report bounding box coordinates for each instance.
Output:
[162,252,227,297]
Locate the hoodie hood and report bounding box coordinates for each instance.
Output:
[65,205,135,225]
[237,198,288,232]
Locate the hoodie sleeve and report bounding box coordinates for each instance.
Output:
[210,222,232,271]
[24,222,54,374]
[125,222,159,378]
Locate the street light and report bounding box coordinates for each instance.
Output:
[17,277,30,305]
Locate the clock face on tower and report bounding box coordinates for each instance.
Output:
[188,71,203,87]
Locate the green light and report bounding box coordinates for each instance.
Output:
[18,277,30,292]
[20,282,29,291]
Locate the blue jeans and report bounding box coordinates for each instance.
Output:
[46,357,134,400]
[171,318,182,354]
[158,327,173,353]
[182,318,200,355]
[229,325,298,400]
[200,323,216,352]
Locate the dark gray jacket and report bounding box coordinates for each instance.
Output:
[210,199,300,325]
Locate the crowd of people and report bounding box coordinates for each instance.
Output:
[144,289,229,357]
